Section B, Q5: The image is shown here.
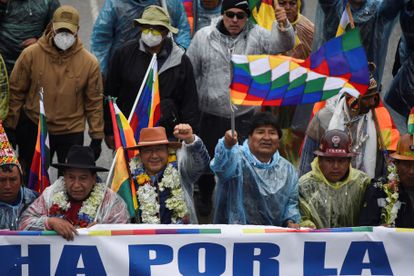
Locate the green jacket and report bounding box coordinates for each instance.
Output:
[0,0,60,74]
[299,157,371,229]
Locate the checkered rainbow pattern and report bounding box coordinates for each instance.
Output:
[0,122,20,171]
[230,29,369,106]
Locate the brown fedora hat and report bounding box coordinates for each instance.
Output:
[126,127,181,151]
[390,134,414,161]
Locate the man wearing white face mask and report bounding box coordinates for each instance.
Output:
[104,5,199,147]
[5,5,104,179]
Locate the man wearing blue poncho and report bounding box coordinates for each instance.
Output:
[211,112,300,227]
[313,0,407,83]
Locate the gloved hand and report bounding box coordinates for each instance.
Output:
[89,139,102,161]
[4,128,17,148]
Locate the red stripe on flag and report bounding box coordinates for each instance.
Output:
[231,83,250,93]
[263,99,282,106]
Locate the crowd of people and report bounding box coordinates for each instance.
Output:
[1,0,414,241]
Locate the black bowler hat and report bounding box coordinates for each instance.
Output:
[52,145,108,172]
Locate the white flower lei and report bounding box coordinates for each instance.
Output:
[50,178,107,224]
[130,155,188,224]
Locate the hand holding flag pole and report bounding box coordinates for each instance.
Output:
[274,0,286,31]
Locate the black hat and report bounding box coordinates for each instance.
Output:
[221,0,250,16]
[52,145,108,172]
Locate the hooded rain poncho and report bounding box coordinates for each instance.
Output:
[0,187,37,230]
[211,138,300,225]
[299,157,371,229]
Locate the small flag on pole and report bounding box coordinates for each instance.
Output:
[28,89,50,193]
[130,60,161,142]
[230,29,369,106]
[108,97,138,218]
[408,107,414,135]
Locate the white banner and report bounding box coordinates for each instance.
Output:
[0,225,413,276]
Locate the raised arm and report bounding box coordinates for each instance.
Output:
[175,124,210,188]
[210,130,241,182]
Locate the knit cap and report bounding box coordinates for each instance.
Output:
[221,0,250,16]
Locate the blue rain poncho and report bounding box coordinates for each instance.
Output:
[313,0,407,82]
[384,2,414,119]
[0,187,37,230]
[211,138,300,226]
[90,0,191,76]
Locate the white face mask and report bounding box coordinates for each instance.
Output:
[141,32,163,47]
[53,31,76,51]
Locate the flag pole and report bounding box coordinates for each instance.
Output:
[345,3,355,29]
[127,54,157,122]
[231,107,235,138]
[106,54,157,186]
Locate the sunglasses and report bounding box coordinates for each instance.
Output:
[141,28,162,35]
[225,11,247,20]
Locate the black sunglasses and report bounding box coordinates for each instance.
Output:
[225,11,247,20]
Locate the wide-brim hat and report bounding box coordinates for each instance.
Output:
[126,127,181,151]
[134,5,178,34]
[52,5,79,34]
[52,145,108,172]
[390,134,414,161]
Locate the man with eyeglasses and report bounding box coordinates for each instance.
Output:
[186,0,295,217]
[104,5,199,148]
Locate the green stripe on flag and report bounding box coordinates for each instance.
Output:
[118,179,136,218]
[288,74,307,90]
[408,124,414,135]
[321,89,341,100]
[342,29,360,51]
[271,72,290,89]
[253,70,271,84]
[234,62,251,75]
[304,78,326,94]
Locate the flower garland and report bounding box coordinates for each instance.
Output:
[130,149,188,224]
[49,178,107,227]
[374,163,401,227]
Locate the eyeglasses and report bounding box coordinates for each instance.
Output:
[225,11,247,20]
[142,28,162,36]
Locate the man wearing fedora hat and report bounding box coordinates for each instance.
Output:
[5,5,105,180]
[359,134,414,227]
[299,129,371,229]
[104,5,199,148]
[128,124,209,224]
[19,145,129,241]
